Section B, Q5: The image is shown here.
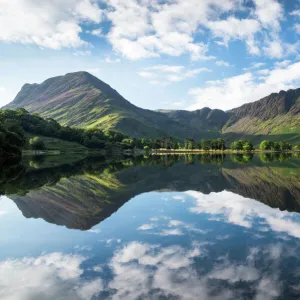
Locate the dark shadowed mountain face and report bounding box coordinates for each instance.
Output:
[2,155,300,230]
[223,88,300,135]
[4,71,300,139]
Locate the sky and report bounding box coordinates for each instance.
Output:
[0,0,300,111]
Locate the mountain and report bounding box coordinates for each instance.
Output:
[4,72,201,139]
[223,88,300,135]
[4,71,300,141]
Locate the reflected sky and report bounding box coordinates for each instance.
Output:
[2,187,300,300]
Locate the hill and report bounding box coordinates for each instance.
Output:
[4,71,300,142]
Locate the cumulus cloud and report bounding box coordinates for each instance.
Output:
[0,252,103,300]
[188,61,300,110]
[89,28,104,37]
[253,0,283,30]
[0,0,296,63]
[187,190,300,239]
[207,17,261,54]
[0,0,103,49]
[137,216,208,237]
[108,241,214,299]
[138,223,156,231]
[107,240,286,299]
[138,64,211,84]
[290,10,300,17]
[105,0,240,60]
[263,40,283,58]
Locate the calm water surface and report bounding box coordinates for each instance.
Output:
[1,154,300,299]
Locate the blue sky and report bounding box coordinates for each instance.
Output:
[0,0,299,111]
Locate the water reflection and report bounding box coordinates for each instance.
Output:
[1,155,300,299]
[1,154,300,230]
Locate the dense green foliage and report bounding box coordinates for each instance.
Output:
[0,114,25,158]
[0,109,136,150]
[259,140,292,151]
[230,140,254,151]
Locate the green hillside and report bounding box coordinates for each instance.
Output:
[4,71,300,143]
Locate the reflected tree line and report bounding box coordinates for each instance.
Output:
[1,152,300,197]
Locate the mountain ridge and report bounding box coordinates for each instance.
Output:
[4,71,300,141]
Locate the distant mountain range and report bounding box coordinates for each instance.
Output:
[4,71,300,141]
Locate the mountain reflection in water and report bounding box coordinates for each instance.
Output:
[1,154,300,299]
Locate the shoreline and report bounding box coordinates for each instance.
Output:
[150,149,300,154]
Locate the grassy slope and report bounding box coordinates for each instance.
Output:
[24,132,88,152]
[223,114,300,135]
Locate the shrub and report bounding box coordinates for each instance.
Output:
[29,137,46,150]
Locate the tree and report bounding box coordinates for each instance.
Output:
[242,140,254,151]
[201,139,211,150]
[260,140,274,150]
[280,141,292,151]
[230,140,243,150]
[29,137,46,150]
[217,138,226,150]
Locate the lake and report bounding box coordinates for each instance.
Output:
[1,153,300,299]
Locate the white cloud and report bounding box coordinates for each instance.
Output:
[295,24,300,34]
[263,40,283,59]
[253,0,283,30]
[0,252,103,300]
[138,223,156,231]
[90,28,104,37]
[256,69,270,75]
[108,241,215,299]
[187,190,300,239]
[252,62,266,69]
[107,240,285,299]
[138,64,210,84]
[274,60,291,68]
[207,17,261,55]
[188,61,300,110]
[290,10,300,17]
[105,0,240,60]
[172,195,186,201]
[209,263,259,283]
[216,60,231,67]
[0,0,103,49]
